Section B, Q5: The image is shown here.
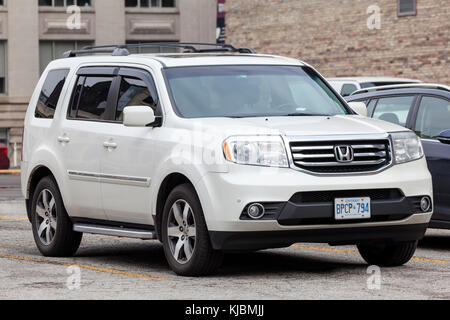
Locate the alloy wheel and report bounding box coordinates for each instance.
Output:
[35,189,57,245]
[167,199,197,264]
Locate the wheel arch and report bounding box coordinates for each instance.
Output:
[25,165,61,222]
[154,172,198,241]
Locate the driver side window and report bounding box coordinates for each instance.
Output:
[372,96,415,127]
[115,76,157,122]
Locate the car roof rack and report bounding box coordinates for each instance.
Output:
[351,83,450,96]
[62,42,256,58]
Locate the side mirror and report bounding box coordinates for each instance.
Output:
[437,129,450,144]
[348,101,367,117]
[123,106,156,127]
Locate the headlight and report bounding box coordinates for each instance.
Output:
[223,136,289,168]
[391,132,424,164]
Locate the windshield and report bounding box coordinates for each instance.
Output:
[165,65,350,118]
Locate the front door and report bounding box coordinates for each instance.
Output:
[100,67,160,225]
[413,95,450,222]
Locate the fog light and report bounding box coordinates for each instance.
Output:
[247,203,265,219]
[420,197,431,212]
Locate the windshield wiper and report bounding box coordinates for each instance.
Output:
[285,112,329,117]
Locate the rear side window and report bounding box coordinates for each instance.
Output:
[115,77,157,121]
[69,76,113,120]
[35,69,69,119]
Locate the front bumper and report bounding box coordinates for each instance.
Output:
[194,157,433,234]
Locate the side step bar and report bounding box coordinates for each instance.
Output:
[73,223,157,240]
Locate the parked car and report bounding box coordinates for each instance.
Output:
[22,43,433,276]
[0,143,9,169]
[328,77,421,97]
[346,84,450,229]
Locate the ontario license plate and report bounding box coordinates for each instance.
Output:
[335,197,371,220]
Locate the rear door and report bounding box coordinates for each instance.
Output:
[412,95,450,222]
[57,67,118,220]
[99,67,160,225]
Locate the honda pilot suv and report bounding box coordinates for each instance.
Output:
[21,43,433,276]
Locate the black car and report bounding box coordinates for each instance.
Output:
[346,84,450,229]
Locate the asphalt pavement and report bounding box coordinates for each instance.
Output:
[0,174,449,299]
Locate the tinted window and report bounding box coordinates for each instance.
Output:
[35,69,69,119]
[372,96,415,126]
[415,96,450,139]
[115,77,156,121]
[165,66,349,118]
[75,76,113,120]
[341,84,358,96]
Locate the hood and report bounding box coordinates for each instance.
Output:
[187,115,408,137]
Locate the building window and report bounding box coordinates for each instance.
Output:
[126,41,179,54]
[0,42,6,94]
[398,0,416,16]
[38,0,91,7]
[39,41,93,74]
[125,0,176,8]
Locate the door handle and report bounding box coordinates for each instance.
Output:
[103,141,117,149]
[57,135,70,143]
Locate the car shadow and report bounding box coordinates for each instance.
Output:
[218,250,365,277]
[419,234,450,251]
[18,240,366,277]
[74,240,365,277]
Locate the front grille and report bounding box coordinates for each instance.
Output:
[289,189,404,204]
[290,139,391,173]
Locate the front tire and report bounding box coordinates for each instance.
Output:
[357,241,418,266]
[161,184,223,276]
[31,176,82,257]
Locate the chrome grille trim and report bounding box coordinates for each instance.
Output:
[284,134,393,175]
[351,144,386,150]
[294,159,386,167]
[291,145,334,152]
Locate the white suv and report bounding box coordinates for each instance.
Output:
[22,43,433,276]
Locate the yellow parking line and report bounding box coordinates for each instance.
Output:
[292,244,448,264]
[0,241,35,247]
[0,216,28,221]
[0,169,21,174]
[0,252,168,280]
[411,257,448,264]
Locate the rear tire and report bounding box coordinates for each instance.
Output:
[31,176,82,257]
[357,241,418,266]
[161,184,223,276]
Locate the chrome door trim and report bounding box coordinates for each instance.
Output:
[68,171,151,187]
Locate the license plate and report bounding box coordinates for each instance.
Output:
[335,197,371,220]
